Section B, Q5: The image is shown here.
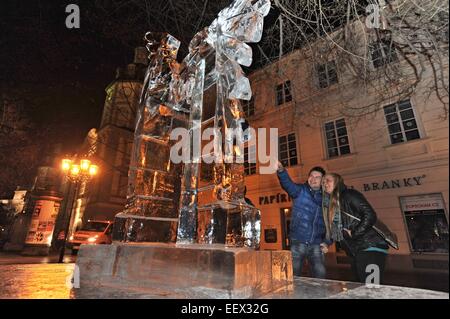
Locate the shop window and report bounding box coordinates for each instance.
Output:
[384,99,421,145]
[278,133,298,167]
[276,80,292,106]
[400,194,449,253]
[324,118,351,158]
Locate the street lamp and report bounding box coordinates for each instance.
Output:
[58,157,98,263]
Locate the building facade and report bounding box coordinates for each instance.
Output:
[241,29,449,285]
[71,48,147,229]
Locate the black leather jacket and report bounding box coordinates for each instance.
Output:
[339,187,389,254]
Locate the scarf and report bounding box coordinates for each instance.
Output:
[323,194,344,242]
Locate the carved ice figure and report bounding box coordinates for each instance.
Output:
[112,32,187,243]
[184,0,270,248]
[113,0,271,249]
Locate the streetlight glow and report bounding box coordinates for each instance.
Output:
[62,159,72,171]
[80,159,91,171]
[88,164,98,176]
[70,164,81,176]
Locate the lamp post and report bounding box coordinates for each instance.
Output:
[58,157,98,263]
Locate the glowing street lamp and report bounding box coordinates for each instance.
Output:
[70,164,81,177]
[88,164,98,176]
[58,157,99,263]
[61,159,72,171]
[80,159,91,172]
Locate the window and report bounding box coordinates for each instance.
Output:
[370,38,398,68]
[400,194,449,253]
[276,80,292,106]
[278,133,298,167]
[384,99,420,144]
[242,97,255,117]
[244,145,256,176]
[324,119,351,158]
[106,86,115,102]
[317,61,338,88]
[81,221,109,232]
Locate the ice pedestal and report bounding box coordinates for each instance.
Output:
[75,243,293,298]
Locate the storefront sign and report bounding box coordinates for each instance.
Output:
[259,192,291,205]
[400,193,446,212]
[363,175,426,192]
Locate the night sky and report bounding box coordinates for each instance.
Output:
[1,0,277,145]
[1,1,145,149]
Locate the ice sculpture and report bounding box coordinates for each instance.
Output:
[112,0,271,249]
[112,32,188,242]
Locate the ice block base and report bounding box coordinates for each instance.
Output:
[75,242,293,298]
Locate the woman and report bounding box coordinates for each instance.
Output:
[322,173,393,284]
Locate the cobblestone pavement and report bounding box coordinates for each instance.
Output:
[0,263,74,299]
[0,263,448,299]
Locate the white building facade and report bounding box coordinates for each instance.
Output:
[241,27,449,284]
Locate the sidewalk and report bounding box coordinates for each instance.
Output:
[0,263,447,299]
[0,251,76,265]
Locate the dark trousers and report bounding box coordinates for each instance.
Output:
[350,251,387,284]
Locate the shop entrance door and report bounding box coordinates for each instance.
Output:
[280,207,292,250]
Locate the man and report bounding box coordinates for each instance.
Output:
[276,162,329,278]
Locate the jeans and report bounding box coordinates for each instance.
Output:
[290,240,326,279]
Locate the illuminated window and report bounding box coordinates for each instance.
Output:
[106,86,115,102]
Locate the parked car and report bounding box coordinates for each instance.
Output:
[67,220,113,255]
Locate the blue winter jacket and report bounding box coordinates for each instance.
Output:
[277,169,328,245]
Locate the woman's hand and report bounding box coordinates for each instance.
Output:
[320,243,329,254]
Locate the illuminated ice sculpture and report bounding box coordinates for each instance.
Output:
[112,0,271,249]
